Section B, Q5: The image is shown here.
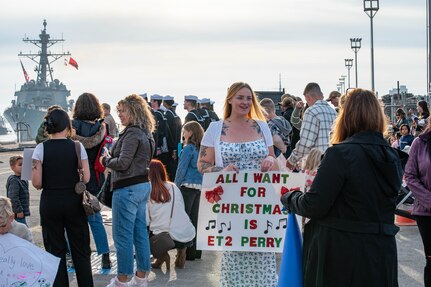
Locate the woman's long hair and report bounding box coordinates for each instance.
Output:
[331,88,387,144]
[117,94,155,132]
[149,160,170,203]
[418,100,430,118]
[73,92,104,121]
[223,82,266,121]
[183,121,204,149]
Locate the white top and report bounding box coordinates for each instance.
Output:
[201,120,273,167]
[9,220,33,243]
[32,141,88,162]
[147,182,195,243]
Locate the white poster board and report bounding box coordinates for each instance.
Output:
[197,171,305,253]
[21,148,34,181]
[0,233,60,286]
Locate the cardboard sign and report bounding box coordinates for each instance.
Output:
[21,148,34,181]
[0,233,60,286]
[197,171,305,253]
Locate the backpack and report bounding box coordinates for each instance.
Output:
[94,133,114,186]
[271,117,292,147]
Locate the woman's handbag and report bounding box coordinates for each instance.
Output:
[82,190,101,216]
[74,141,102,216]
[97,172,113,208]
[149,185,176,258]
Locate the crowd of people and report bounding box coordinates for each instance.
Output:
[0,82,430,287]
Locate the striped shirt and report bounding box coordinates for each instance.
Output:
[287,100,337,165]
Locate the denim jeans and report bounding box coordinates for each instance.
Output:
[15,216,27,226]
[112,182,151,275]
[88,211,110,255]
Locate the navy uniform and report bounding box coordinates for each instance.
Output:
[184,95,205,128]
[151,94,174,168]
[163,95,182,180]
[198,98,219,131]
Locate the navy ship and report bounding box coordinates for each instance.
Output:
[4,20,74,140]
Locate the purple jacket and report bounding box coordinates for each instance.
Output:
[404,132,431,216]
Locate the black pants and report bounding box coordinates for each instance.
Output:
[416,216,431,287]
[180,186,201,260]
[40,190,93,287]
[156,152,176,181]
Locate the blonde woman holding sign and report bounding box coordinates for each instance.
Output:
[198,82,278,286]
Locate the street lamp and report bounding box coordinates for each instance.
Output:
[344,59,353,89]
[350,38,362,88]
[339,76,346,94]
[336,83,342,93]
[364,0,379,92]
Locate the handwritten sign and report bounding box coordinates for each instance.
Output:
[0,233,60,287]
[197,171,305,253]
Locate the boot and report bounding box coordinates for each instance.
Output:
[102,253,111,269]
[175,248,187,269]
[151,253,170,270]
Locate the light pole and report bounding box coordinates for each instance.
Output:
[337,84,342,93]
[339,76,346,94]
[364,0,379,93]
[350,38,362,88]
[344,59,353,89]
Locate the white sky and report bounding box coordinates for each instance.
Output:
[0,0,427,119]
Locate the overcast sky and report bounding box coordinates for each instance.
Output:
[0,0,427,118]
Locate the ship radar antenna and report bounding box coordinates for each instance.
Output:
[278,73,282,92]
[43,19,47,30]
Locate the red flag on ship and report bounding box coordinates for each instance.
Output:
[20,60,30,83]
[68,57,79,70]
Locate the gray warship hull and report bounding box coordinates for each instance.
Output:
[5,20,74,141]
[4,106,46,140]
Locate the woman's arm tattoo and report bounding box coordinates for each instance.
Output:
[200,161,223,172]
[32,159,40,170]
[199,145,222,172]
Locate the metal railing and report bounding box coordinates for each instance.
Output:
[16,122,32,143]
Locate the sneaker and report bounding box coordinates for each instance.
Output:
[106,277,128,287]
[127,275,148,287]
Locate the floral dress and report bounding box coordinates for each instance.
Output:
[219,138,277,287]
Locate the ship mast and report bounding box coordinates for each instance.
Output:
[18,20,71,86]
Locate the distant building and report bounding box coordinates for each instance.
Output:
[381,85,426,121]
[255,89,285,115]
[388,85,408,96]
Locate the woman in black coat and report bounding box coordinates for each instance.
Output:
[282,88,403,287]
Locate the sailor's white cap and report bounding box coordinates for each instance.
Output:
[164,95,174,101]
[140,93,148,99]
[184,95,198,101]
[200,98,211,104]
[150,94,163,101]
[210,101,215,105]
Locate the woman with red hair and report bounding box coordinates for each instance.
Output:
[147,160,195,270]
